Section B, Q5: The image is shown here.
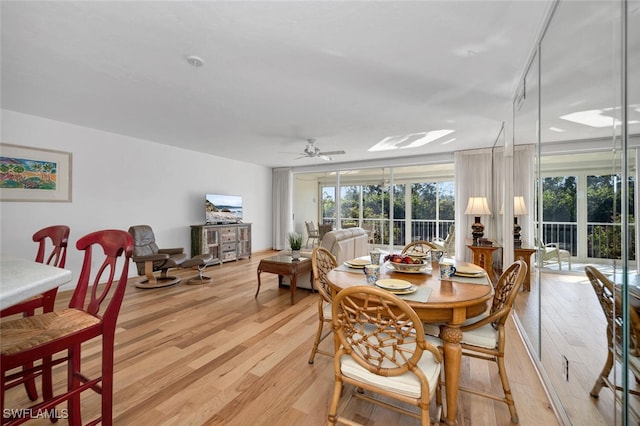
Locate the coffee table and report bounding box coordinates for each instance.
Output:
[255,254,313,304]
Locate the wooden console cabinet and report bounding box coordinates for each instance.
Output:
[191,223,251,265]
[467,244,500,283]
[514,247,536,292]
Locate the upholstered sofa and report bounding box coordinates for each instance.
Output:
[289,227,370,289]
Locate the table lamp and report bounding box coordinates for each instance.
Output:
[464,196,492,246]
[499,196,528,248]
[512,196,528,248]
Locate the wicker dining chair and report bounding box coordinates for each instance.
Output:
[1,229,133,426]
[424,259,527,424]
[328,286,442,425]
[585,266,640,407]
[308,247,338,364]
[402,240,439,263]
[402,240,439,255]
[0,225,70,402]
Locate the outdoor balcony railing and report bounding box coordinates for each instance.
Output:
[323,217,633,261]
[541,221,634,261]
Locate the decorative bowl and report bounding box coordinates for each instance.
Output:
[387,260,429,273]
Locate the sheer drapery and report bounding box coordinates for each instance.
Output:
[454,148,494,261]
[493,147,505,248]
[272,168,293,250]
[513,144,535,248]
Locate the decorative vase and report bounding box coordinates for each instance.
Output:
[513,216,523,248]
[471,216,485,246]
[291,249,301,260]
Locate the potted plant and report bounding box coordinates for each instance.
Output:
[288,232,303,260]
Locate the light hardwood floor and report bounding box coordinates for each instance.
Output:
[4,250,558,425]
[515,270,640,425]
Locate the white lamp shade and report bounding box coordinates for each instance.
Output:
[464,197,492,216]
[513,196,528,215]
[499,196,528,215]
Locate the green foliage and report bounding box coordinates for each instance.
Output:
[542,176,577,222]
[543,173,635,260]
[288,232,303,250]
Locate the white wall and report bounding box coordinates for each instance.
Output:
[1,110,272,289]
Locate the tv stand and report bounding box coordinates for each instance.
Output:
[191,223,251,265]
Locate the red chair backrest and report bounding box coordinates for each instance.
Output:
[32,225,70,268]
[69,230,133,329]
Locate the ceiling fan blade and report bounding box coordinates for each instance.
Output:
[319,155,333,161]
[319,150,346,156]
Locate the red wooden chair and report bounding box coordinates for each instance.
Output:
[1,229,133,426]
[0,225,70,402]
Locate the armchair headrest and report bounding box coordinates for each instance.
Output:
[128,225,156,245]
[127,225,161,258]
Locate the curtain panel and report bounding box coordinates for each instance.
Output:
[272,168,293,250]
[454,148,494,261]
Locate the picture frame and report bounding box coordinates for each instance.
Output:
[0,143,72,202]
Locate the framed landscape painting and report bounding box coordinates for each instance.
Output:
[0,144,72,202]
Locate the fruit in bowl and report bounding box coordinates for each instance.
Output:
[383,253,428,272]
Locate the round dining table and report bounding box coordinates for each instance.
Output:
[326,259,494,426]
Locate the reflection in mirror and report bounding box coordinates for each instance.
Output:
[512,0,640,424]
[539,1,624,423]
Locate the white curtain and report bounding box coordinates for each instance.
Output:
[513,145,535,248]
[454,148,494,261]
[272,168,293,250]
[492,147,505,247]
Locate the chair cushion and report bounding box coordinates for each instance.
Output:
[181,253,213,268]
[1,308,101,356]
[423,312,489,338]
[340,343,440,399]
[460,323,498,349]
[423,313,497,349]
[322,302,333,320]
[423,323,441,337]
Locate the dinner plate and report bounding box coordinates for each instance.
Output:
[454,271,485,278]
[454,265,484,275]
[375,278,413,290]
[384,284,418,295]
[385,263,431,274]
[345,258,371,268]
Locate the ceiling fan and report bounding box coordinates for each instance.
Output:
[296,139,346,161]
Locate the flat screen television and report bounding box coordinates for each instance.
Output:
[205,194,243,224]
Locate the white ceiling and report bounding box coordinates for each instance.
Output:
[2,1,554,168]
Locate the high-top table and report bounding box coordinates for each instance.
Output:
[327,260,493,426]
[0,255,73,310]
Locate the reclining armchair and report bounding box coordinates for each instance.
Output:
[535,238,571,270]
[432,224,455,257]
[128,225,189,289]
